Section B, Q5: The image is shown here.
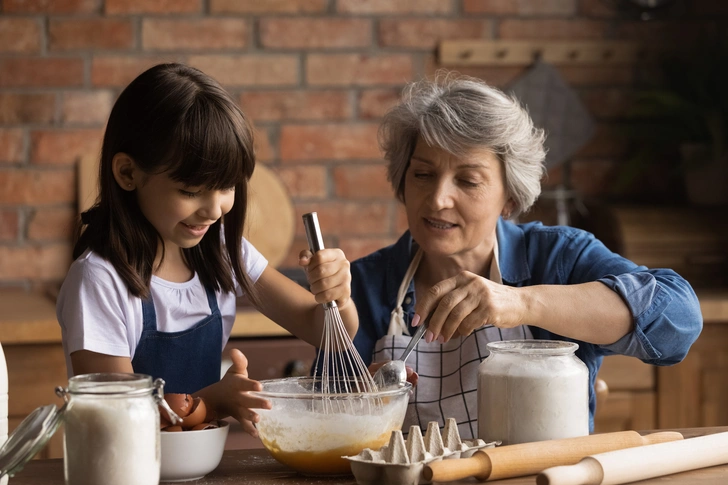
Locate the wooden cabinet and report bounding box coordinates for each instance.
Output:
[595,292,728,432]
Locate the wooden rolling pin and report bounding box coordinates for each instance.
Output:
[537,431,728,485]
[423,431,683,482]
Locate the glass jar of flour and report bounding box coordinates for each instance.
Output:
[59,374,163,485]
[477,340,589,445]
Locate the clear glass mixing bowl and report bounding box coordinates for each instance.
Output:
[250,377,412,475]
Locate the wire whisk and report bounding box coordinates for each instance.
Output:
[302,212,380,413]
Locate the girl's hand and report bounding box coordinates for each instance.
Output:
[368,362,419,387]
[216,349,271,437]
[299,248,352,308]
[415,271,527,343]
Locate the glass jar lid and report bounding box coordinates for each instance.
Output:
[486,339,579,355]
[0,403,64,478]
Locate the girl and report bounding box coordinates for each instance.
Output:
[56,63,358,437]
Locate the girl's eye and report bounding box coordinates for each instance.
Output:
[414,172,432,179]
[179,190,199,198]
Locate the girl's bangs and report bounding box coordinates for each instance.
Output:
[163,101,253,190]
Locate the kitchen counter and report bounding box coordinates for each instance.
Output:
[9,427,728,484]
[0,290,290,344]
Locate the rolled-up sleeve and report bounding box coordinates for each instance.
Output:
[565,231,703,366]
[597,270,702,364]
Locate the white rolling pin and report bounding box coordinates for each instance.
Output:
[537,431,728,485]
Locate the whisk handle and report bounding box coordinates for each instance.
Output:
[302,212,325,253]
[302,212,337,310]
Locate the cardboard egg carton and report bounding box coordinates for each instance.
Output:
[344,418,498,485]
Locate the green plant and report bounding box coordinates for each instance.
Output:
[618,41,728,190]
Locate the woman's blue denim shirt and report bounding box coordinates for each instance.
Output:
[351,219,703,431]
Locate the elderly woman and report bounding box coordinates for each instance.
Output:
[351,74,702,439]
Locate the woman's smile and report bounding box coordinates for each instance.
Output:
[180,222,210,238]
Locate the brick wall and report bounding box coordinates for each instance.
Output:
[1,0,726,289]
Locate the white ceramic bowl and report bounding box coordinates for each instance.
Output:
[251,377,411,475]
[160,420,229,482]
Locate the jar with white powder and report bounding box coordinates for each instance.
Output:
[477,340,588,445]
[60,374,162,485]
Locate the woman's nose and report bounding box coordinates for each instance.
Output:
[428,179,455,209]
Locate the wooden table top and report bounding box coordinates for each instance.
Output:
[10,427,728,485]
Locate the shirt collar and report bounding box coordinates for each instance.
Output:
[385,218,531,306]
[497,218,531,284]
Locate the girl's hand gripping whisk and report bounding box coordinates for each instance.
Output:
[299,214,353,311]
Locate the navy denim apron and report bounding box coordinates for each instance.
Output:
[131,285,223,394]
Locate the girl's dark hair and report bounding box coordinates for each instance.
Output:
[75,63,258,303]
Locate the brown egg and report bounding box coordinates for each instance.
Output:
[160,393,193,424]
[190,422,218,431]
[163,425,183,432]
[182,397,207,430]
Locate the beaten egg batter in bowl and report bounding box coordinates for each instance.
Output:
[251,377,411,475]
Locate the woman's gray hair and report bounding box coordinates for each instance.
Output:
[379,72,546,218]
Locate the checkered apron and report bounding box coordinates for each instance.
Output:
[372,239,533,440]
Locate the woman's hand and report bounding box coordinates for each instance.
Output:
[368,362,419,387]
[415,271,527,343]
[196,349,271,438]
[299,248,352,309]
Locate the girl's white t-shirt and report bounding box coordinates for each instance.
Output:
[56,238,268,376]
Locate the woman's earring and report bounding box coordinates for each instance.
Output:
[127,184,132,188]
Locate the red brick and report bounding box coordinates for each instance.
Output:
[27,207,77,241]
[2,0,99,13]
[0,94,56,124]
[30,129,103,165]
[464,0,576,15]
[358,89,401,119]
[580,88,633,120]
[578,0,618,17]
[294,202,391,236]
[261,18,371,49]
[240,91,351,122]
[339,236,399,261]
[558,66,633,87]
[0,169,75,204]
[570,159,619,197]
[574,123,627,158]
[395,204,408,233]
[333,164,392,198]
[379,19,488,49]
[0,58,84,88]
[91,56,174,87]
[0,18,42,53]
[307,54,413,86]
[142,19,248,51]
[211,0,327,13]
[61,91,114,125]
[277,165,328,199]
[254,128,275,163]
[337,0,454,14]
[105,0,200,14]
[280,124,381,161]
[499,19,608,39]
[188,55,299,87]
[425,55,527,88]
[0,244,73,281]
[49,19,133,51]
[0,129,24,164]
[0,210,19,241]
